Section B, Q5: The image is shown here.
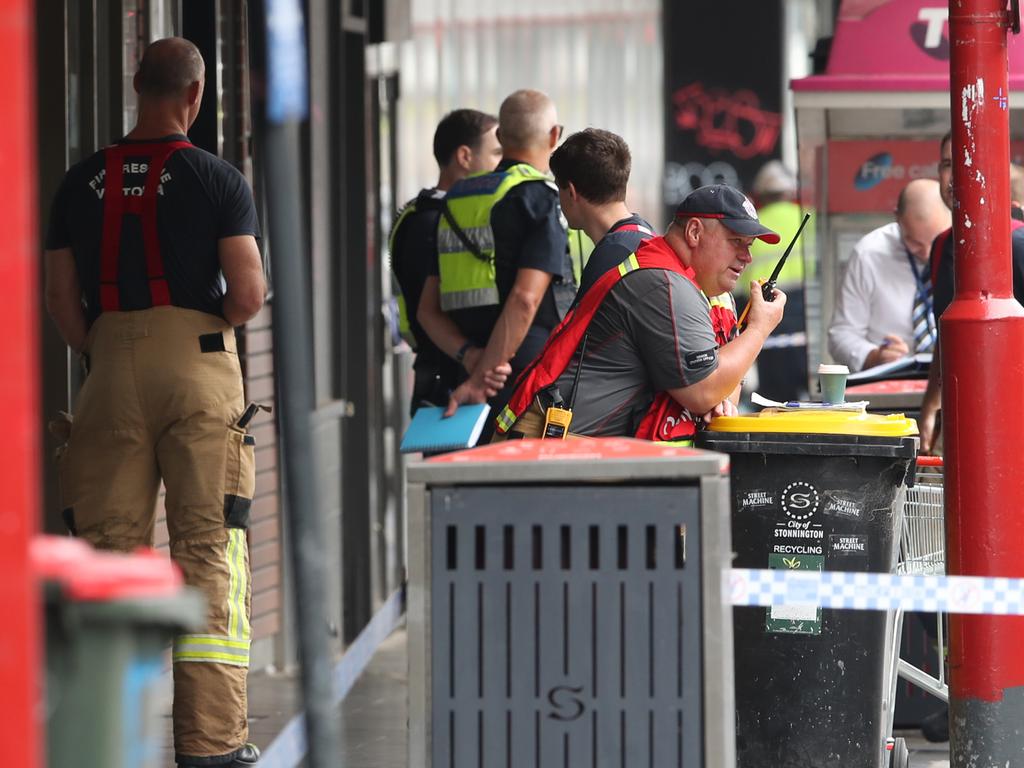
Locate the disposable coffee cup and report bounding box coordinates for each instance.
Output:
[818,363,849,404]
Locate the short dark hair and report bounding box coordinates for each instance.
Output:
[549,128,631,204]
[940,131,952,154]
[136,38,204,98]
[433,109,498,167]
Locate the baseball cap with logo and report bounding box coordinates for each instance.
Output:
[675,184,781,244]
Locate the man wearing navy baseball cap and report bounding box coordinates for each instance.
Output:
[676,183,782,244]
[495,183,787,443]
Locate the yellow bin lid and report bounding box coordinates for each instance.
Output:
[708,409,919,437]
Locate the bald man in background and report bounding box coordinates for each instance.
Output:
[418,89,575,433]
[828,178,951,371]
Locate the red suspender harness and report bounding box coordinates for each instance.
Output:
[98,141,192,311]
[496,237,737,442]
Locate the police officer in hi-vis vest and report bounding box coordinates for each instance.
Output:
[418,89,577,437]
[44,38,265,767]
[388,109,501,415]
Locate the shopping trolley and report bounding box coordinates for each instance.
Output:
[884,456,947,766]
[896,455,948,700]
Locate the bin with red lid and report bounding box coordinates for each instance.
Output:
[35,536,204,768]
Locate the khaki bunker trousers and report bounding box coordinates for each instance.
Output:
[57,306,256,762]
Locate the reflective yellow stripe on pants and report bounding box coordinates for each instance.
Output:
[173,528,251,666]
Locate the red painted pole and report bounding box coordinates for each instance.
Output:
[945,0,1024,763]
[0,1,40,766]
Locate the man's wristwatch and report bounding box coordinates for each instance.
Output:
[455,341,473,365]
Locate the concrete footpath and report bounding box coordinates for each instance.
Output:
[163,627,949,768]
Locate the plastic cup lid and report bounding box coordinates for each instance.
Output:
[818,363,850,374]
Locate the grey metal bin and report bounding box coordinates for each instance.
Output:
[407,437,735,768]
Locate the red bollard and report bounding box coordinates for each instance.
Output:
[945,1,1024,763]
[0,1,40,766]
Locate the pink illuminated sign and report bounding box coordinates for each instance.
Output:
[794,0,1024,91]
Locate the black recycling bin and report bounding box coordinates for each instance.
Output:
[696,409,918,768]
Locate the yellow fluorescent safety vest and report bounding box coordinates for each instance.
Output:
[437,164,557,312]
[389,189,445,345]
[567,228,595,285]
[745,201,814,296]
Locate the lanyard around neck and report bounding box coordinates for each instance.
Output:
[905,248,933,313]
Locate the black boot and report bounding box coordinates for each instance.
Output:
[230,744,260,766]
[921,705,949,743]
[178,743,260,768]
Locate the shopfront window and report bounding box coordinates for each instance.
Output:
[123,0,180,132]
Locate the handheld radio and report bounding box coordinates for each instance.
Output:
[737,212,811,330]
[542,391,573,439]
[541,334,590,439]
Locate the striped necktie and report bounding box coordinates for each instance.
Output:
[909,252,937,353]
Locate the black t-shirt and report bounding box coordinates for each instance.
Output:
[931,224,1024,321]
[430,159,572,374]
[46,134,260,324]
[391,189,445,364]
[575,214,655,300]
[387,188,460,385]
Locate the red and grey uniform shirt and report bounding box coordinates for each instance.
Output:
[497,236,736,442]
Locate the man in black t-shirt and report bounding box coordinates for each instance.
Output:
[920,132,1024,456]
[550,128,655,303]
[418,89,574,427]
[388,109,501,414]
[44,38,265,768]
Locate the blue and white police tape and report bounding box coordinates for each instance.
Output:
[729,568,1024,616]
[760,331,808,350]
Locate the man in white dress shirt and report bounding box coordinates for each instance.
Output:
[827,178,951,372]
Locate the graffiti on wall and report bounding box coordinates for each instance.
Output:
[670,82,781,161]
[663,160,741,207]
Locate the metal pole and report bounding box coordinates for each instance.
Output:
[945,1,1024,764]
[261,2,340,765]
[0,1,41,765]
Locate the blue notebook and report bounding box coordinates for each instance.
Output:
[400,403,492,454]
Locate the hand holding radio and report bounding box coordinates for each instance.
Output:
[737,212,809,331]
[745,280,787,336]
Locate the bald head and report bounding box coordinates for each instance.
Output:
[896,178,951,262]
[135,37,204,99]
[498,89,557,153]
[896,178,945,218]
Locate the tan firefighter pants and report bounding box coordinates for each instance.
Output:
[56,306,256,763]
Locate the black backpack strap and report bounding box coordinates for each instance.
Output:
[440,200,488,262]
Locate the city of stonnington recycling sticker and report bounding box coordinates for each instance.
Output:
[781,481,820,522]
[774,481,824,556]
